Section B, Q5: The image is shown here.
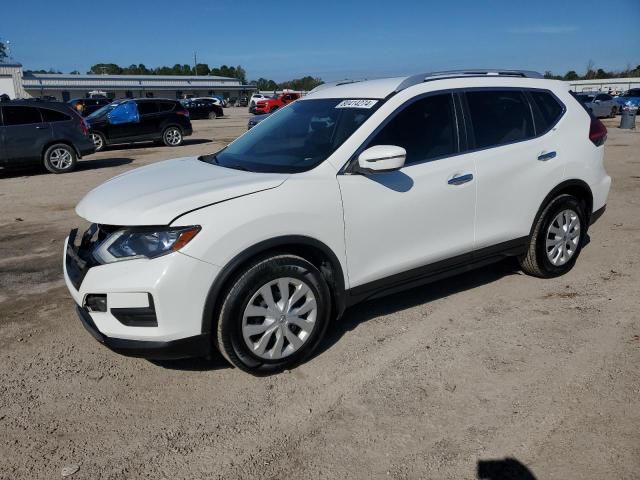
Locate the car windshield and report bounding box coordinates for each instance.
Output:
[86,101,123,121]
[202,98,381,173]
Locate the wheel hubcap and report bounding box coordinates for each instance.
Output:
[546,209,581,266]
[49,148,73,169]
[242,277,317,360]
[165,129,181,145]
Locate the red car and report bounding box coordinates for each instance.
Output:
[254,92,300,114]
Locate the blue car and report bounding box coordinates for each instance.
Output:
[247,113,270,129]
[614,88,640,111]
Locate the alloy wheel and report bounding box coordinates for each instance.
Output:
[48,148,73,170]
[164,128,182,146]
[89,133,103,150]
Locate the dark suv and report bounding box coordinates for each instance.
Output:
[86,99,193,151]
[68,98,111,117]
[0,101,96,174]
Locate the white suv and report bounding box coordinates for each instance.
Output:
[64,70,611,374]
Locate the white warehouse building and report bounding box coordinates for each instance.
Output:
[0,63,256,101]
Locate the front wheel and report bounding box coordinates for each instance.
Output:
[216,255,331,374]
[519,194,586,278]
[162,126,183,147]
[43,144,77,174]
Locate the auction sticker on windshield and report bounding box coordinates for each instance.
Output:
[335,99,378,109]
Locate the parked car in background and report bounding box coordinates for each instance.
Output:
[0,101,95,173]
[614,88,640,111]
[64,69,610,373]
[247,113,270,129]
[254,92,301,114]
[85,98,192,151]
[182,98,224,119]
[574,92,618,118]
[68,98,111,117]
[249,93,273,112]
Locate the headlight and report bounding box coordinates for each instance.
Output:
[93,226,200,264]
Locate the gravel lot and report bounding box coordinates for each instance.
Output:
[0,109,638,480]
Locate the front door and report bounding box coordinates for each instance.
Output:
[337,93,476,291]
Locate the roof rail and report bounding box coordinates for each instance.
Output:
[308,79,364,93]
[395,69,544,92]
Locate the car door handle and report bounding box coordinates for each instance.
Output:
[448,173,474,185]
[538,151,557,161]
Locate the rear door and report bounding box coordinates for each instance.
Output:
[1,105,51,165]
[466,88,565,249]
[135,100,162,137]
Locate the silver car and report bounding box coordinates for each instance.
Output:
[575,92,618,118]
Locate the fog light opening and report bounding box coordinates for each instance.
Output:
[85,294,107,312]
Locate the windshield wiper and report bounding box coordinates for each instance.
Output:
[223,164,253,172]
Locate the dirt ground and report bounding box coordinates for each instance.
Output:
[0,109,638,480]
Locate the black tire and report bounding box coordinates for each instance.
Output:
[519,194,586,278]
[208,111,217,120]
[216,254,331,374]
[162,126,183,147]
[89,131,106,152]
[43,143,77,174]
[609,107,617,118]
[270,106,279,113]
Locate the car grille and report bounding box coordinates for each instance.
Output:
[65,224,117,290]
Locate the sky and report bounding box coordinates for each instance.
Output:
[2,0,639,82]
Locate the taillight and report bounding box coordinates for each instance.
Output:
[176,109,189,117]
[589,117,607,146]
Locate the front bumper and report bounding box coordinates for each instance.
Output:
[64,228,220,358]
[75,305,209,359]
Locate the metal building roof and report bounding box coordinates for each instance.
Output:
[21,73,248,90]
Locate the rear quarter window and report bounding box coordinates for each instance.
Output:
[159,102,176,112]
[40,108,72,122]
[529,91,564,135]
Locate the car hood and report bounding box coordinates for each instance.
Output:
[76,157,288,226]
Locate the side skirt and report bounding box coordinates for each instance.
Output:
[345,237,528,306]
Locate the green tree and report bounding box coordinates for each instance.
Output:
[0,41,7,61]
[88,63,123,75]
[69,70,80,75]
[194,63,210,76]
[563,70,579,81]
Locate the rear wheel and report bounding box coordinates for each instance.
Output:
[43,144,77,174]
[270,106,279,113]
[519,194,586,278]
[162,126,183,147]
[216,254,331,374]
[89,132,106,152]
[609,107,617,118]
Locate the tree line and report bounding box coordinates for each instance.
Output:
[22,62,325,92]
[544,61,640,81]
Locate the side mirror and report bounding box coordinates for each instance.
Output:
[357,145,406,173]
[594,99,601,103]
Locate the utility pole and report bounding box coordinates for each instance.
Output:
[194,52,198,76]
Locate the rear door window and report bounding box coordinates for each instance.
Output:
[529,91,564,135]
[40,108,72,122]
[2,106,43,126]
[465,90,534,149]
[136,101,159,115]
[368,93,458,165]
